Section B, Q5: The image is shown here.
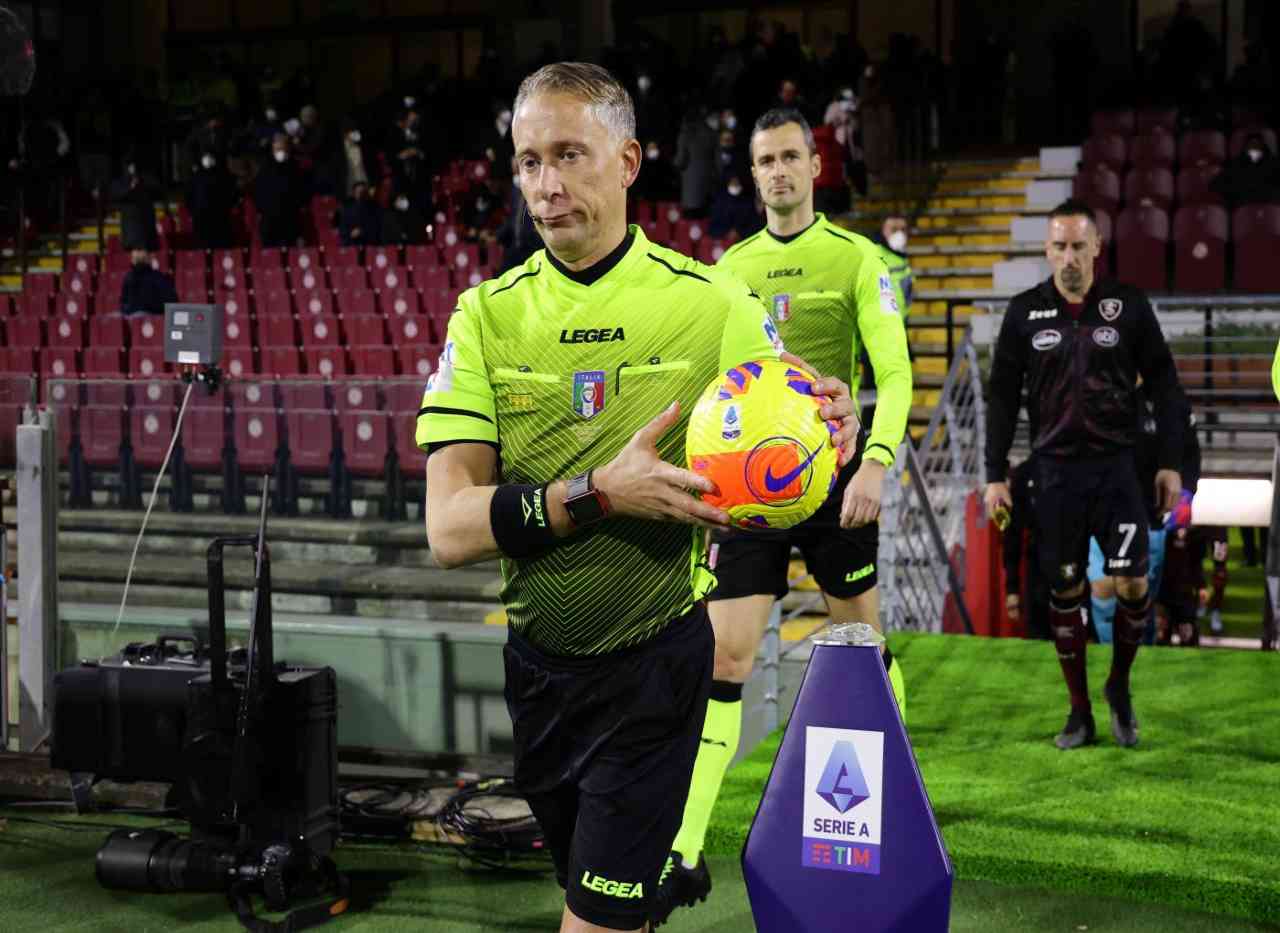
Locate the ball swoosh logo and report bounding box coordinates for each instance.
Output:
[763,446,821,492]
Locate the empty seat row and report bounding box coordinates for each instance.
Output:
[1075,164,1234,213]
[1080,128,1278,171]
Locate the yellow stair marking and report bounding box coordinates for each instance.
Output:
[913,388,941,407]
[914,357,948,375]
[909,327,949,343]
[781,616,828,641]
[0,275,22,288]
[484,608,509,626]
[913,255,949,269]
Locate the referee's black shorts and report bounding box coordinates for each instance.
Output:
[502,604,713,930]
[708,454,879,602]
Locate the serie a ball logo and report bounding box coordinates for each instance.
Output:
[686,359,840,530]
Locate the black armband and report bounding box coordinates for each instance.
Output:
[490,483,557,559]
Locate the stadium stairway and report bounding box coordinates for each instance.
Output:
[0,206,124,294]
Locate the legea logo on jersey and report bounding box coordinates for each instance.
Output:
[802,726,884,875]
[773,293,792,322]
[572,370,606,419]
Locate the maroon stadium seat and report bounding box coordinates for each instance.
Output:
[335,288,377,318]
[80,404,125,469]
[1091,110,1136,137]
[340,410,391,477]
[347,314,388,346]
[7,316,43,348]
[1123,167,1174,210]
[1115,205,1169,292]
[216,287,252,320]
[259,315,298,347]
[1172,204,1227,292]
[0,347,37,372]
[43,348,80,378]
[1232,203,1280,292]
[229,379,277,412]
[55,292,94,319]
[291,247,324,274]
[223,314,253,349]
[1175,164,1223,206]
[405,245,439,270]
[257,287,293,317]
[1074,164,1121,214]
[276,379,327,411]
[1129,132,1175,169]
[66,254,98,279]
[299,313,341,348]
[136,379,178,408]
[366,246,399,272]
[45,376,80,409]
[16,292,51,318]
[48,316,85,349]
[304,348,350,378]
[291,265,327,293]
[129,347,169,378]
[350,346,396,375]
[1228,127,1279,159]
[180,404,228,472]
[90,313,127,347]
[1135,107,1178,135]
[442,243,481,275]
[128,314,164,349]
[383,289,423,320]
[264,347,304,376]
[255,246,285,269]
[384,378,426,414]
[370,265,410,292]
[177,268,209,303]
[332,265,368,292]
[222,348,256,378]
[414,266,452,293]
[387,313,434,345]
[233,407,281,473]
[83,347,124,375]
[391,408,426,478]
[335,380,382,413]
[62,266,94,295]
[255,266,289,295]
[175,250,206,277]
[212,265,248,294]
[396,347,437,381]
[212,248,244,276]
[131,404,177,470]
[328,245,360,268]
[100,269,128,307]
[296,288,335,317]
[1178,130,1226,167]
[285,409,336,474]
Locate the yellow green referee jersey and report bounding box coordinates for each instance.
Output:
[416,226,782,656]
[718,214,912,467]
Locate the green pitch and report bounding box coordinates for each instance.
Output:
[707,631,1280,928]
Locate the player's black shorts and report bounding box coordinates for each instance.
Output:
[708,455,879,601]
[1034,452,1150,589]
[502,604,713,930]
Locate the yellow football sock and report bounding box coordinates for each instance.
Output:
[672,684,742,865]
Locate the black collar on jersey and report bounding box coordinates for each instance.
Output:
[1040,275,1113,307]
[765,216,819,245]
[545,230,634,286]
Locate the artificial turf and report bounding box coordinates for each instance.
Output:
[1216,527,1269,642]
[706,631,1280,928]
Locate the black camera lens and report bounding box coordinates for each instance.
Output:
[96,829,234,893]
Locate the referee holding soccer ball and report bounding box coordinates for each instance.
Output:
[418,62,860,933]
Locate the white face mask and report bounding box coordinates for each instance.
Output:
[127,163,137,175]
[201,155,215,169]
[706,115,720,130]
[637,75,652,93]
[395,198,409,211]
[284,118,301,137]
[273,149,288,163]
[349,131,361,144]
[723,113,737,130]
[646,147,660,160]
[727,183,743,197]
[888,230,908,252]
[1247,148,1263,163]
[404,96,416,109]
[265,108,277,122]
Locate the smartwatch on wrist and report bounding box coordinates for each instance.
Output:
[564,470,612,527]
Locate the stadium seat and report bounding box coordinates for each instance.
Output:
[370,265,409,292]
[366,246,400,271]
[230,380,278,412]
[1175,164,1223,206]
[1085,109,1136,136]
[128,314,164,349]
[258,288,294,317]
[180,402,228,472]
[1178,130,1226,167]
[1115,205,1170,292]
[212,248,244,276]
[296,288,335,317]
[1231,203,1280,292]
[1129,132,1176,169]
[213,264,248,293]
[384,378,427,413]
[129,347,169,378]
[391,407,426,478]
[284,408,336,474]
[1228,126,1279,159]
[48,316,86,349]
[381,287,421,317]
[222,348,256,378]
[347,314,388,346]
[405,244,439,270]
[264,346,304,376]
[66,254,98,279]
[340,410,391,477]
[0,347,37,372]
[233,407,282,474]
[100,269,127,306]
[304,348,350,378]
[26,273,58,296]
[175,250,205,276]
[89,313,127,347]
[704,238,731,264]
[1123,167,1174,210]
[1173,204,1227,292]
[259,315,299,347]
[223,314,253,349]
[46,376,80,408]
[387,313,434,345]
[335,381,382,413]
[396,346,437,381]
[55,292,93,319]
[1074,164,1122,214]
[43,348,79,377]
[291,247,323,274]
[299,313,342,348]
[80,404,125,470]
[335,288,377,318]
[131,404,177,470]
[656,201,682,225]
[292,265,327,293]
[62,268,94,297]
[83,347,125,375]
[255,246,285,269]
[255,266,289,295]
[414,266,452,293]
[177,268,209,303]
[328,245,360,268]
[1085,133,1126,171]
[332,265,369,292]
[7,316,43,348]
[52,402,76,466]
[350,346,396,375]
[442,243,481,274]
[1135,107,1178,135]
[136,379,178,408]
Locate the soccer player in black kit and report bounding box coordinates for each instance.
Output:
[984,199,1187,749]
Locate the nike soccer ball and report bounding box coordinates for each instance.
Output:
[686,359,840,530]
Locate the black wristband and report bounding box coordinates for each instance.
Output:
[490,484,557,559]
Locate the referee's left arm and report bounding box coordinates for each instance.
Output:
[854,257,913,467]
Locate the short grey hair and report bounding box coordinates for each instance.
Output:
[514,62,636,143]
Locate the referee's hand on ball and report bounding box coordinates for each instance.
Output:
[595,402,732,529]
[780,351,861,463]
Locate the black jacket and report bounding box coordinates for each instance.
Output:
[985,277,1187,483]
[120,265,178,316]
[254,158,306,244]
[1134,385,1201,523]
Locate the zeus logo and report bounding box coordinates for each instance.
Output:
[767,267,803,278]
[559,327,626,344]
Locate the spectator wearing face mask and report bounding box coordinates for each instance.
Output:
[1210,132,1280,207]
[109,157,161,253]
[255,134,307,248]
[716,128,745,183]
[330,121,375,201]
[183,108,229,177]
[634,73,670,144]
[708,174,762,240]
[674,108,721,218]
[462,179,500,241]
[633,140,679,203]
[871,214,913,317]
[186,151,238,249]
[382,190,427,246]
[386,107,429,211]
[119,247,177,316]
[339,181,382,247]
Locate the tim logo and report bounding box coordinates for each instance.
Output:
[802,727,884,875]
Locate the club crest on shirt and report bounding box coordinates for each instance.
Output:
[773,293,792,322]
[572,370,606,419]
[1098,298,1123,322]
